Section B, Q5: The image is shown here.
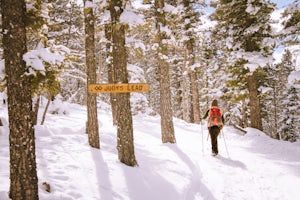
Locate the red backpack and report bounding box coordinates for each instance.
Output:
[208,107,223,127]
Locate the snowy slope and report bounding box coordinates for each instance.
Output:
[1,102,300,200]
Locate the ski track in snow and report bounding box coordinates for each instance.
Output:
[1,103,300,200]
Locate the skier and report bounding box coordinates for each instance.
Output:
[202,99,224,156]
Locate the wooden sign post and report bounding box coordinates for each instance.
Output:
[88,83,149,93]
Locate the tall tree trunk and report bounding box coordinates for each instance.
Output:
[182,0,200,124]
[273,84,280,139]
[2,0,39,199]
[182,47,191,122]
[248,72,262,131]
[105,24,118,125]
[84,0,100,148]
[171,43,183,119]
[187,43,200,124]
[174,65,183,119]
[155,0,176,143]
[205,74,210,109]
[110,0,137,166]
[189,71,200,124]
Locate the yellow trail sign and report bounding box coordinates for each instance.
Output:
[88,83,149,93]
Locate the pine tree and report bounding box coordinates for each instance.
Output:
[180,0,203,124]
[261,50,294,139]
[155,0,176,143]
[156,1,182,118]
[109,0,137,166]
[280,86,300,142]
[210,0,276,131]
[84,0,100,148]
[2,0,39,198]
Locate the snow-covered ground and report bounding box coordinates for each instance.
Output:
[0,101,300,200]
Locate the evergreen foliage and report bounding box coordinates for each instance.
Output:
[48,0,86,104]
[280,85,300,142]
[281,1,300,45]
[261,50,295,138]
[210,0,276,130]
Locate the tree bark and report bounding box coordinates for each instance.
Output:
[155,0,176,143]
[110,0,137,166]
[187,43,200,124]
[182,47,191,122]
[182,0,200,124]
[105,24,118,125]
[2,0,39,199]
[173,65,182,119]
[84,0,100,148]
[248,72,262,131]
[190,71,200,124]
[273,84,280,139]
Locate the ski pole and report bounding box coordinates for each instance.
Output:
[222,129,230,158]
[207,126,210,141]
[207,132,210,141]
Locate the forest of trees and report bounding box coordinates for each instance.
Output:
[1,0,299,198]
